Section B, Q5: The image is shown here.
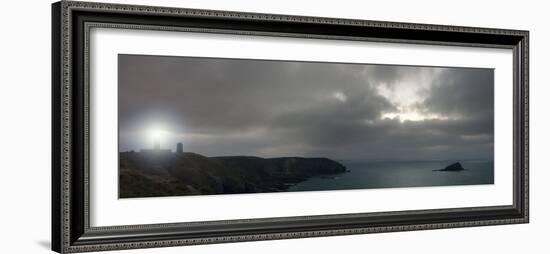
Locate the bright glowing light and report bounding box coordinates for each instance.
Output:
[147,128,170,145]
[146,127,170,149]
[150,129,166,140]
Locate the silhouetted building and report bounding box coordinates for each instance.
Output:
[140,140,171,155]
[138,142,185,156]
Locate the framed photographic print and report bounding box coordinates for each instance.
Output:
[52,1,529,253]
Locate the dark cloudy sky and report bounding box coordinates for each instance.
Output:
[118,54,494,161]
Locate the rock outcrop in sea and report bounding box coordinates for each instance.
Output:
[434,162,466,171]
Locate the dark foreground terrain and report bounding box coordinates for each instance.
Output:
[119,151,347,198]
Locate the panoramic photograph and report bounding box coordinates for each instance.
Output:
[118,54,494,198]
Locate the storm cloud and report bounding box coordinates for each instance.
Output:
[118,54,494,161]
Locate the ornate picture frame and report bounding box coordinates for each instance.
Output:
[52,1,529,253]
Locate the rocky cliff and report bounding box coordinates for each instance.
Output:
[119,152,346,198]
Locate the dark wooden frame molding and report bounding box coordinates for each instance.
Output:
[52,1,529,253]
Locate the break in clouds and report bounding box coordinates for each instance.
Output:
[118,54,494,161]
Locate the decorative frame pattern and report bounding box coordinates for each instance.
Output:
[52,1,529,253]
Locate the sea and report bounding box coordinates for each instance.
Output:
[288,160,494,192]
